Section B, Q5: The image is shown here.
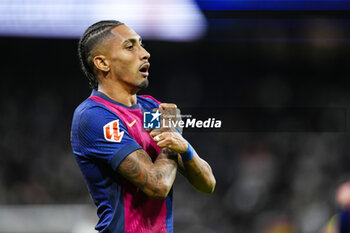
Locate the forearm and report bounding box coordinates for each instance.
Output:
[145,152,178,199]
[117,149,178,199]
[179,150,216,194]
[149,103,215,193]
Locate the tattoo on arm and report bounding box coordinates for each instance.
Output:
[118,150,150,187]
[117,149,177,199]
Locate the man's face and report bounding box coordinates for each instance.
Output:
[102,25,151,90]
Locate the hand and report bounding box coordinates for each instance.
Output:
[148,103,183,133]
[150,129,188,154]
[149,103,187,153]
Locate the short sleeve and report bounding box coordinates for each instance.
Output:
[72,106,142,171]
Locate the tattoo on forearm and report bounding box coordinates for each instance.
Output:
[118,150,149,188]
[118,149,177,198]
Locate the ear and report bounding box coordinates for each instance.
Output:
[93,55,110,72]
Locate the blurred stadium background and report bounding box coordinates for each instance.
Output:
[1,0,350,232]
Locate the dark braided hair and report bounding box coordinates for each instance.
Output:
[78,20,124,89]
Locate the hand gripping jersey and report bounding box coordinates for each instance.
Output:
[71,90,173,233]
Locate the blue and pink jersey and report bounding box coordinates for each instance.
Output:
[71,90,173,233]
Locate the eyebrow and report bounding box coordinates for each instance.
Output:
[122,37,142,45]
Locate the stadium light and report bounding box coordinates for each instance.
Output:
[0,0,207,41]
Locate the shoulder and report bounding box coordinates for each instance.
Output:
[137,95,162,110]
[73,98,117,121]
[72,98,125,133]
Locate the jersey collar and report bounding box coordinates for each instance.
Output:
[91,89,141,109]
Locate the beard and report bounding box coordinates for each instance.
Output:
[137,78,149,89]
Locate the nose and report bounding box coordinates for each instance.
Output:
[141,46,151,60]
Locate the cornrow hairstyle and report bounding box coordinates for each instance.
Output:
[78,20,124,89]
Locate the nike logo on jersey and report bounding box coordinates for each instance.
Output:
[127,120,136,128]
[103,120,124,142]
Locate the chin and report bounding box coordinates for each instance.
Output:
[138,79,149,89]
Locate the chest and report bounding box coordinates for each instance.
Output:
[117,108,161,160]
[89,96,161,160]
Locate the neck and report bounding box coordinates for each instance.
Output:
[98,82,138,106]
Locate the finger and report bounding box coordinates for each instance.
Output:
[154,135,161,142]
[157,143,166,148]
[157,139,169,148]
[159,103,177,109]
[147,128,162,134]
[150,130,162,137]
[160,105,177,116]
[153,133,164,142]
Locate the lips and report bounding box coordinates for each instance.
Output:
[139,62,150,77]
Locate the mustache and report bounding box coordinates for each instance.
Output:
[139,62,150,70]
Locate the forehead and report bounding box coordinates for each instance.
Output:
[110,25,141,45]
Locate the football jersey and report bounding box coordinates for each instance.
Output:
[71,90,173,233]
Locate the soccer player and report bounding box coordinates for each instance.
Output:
[70,20,216,233]
[324,181,350,233]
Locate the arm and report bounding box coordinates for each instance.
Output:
[150,103,216,194]
[75,107,177,199]
[117,148,178,199]
[176,149,216,194]
[151,130,215,194]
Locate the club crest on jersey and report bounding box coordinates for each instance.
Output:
[103,120,124,142]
